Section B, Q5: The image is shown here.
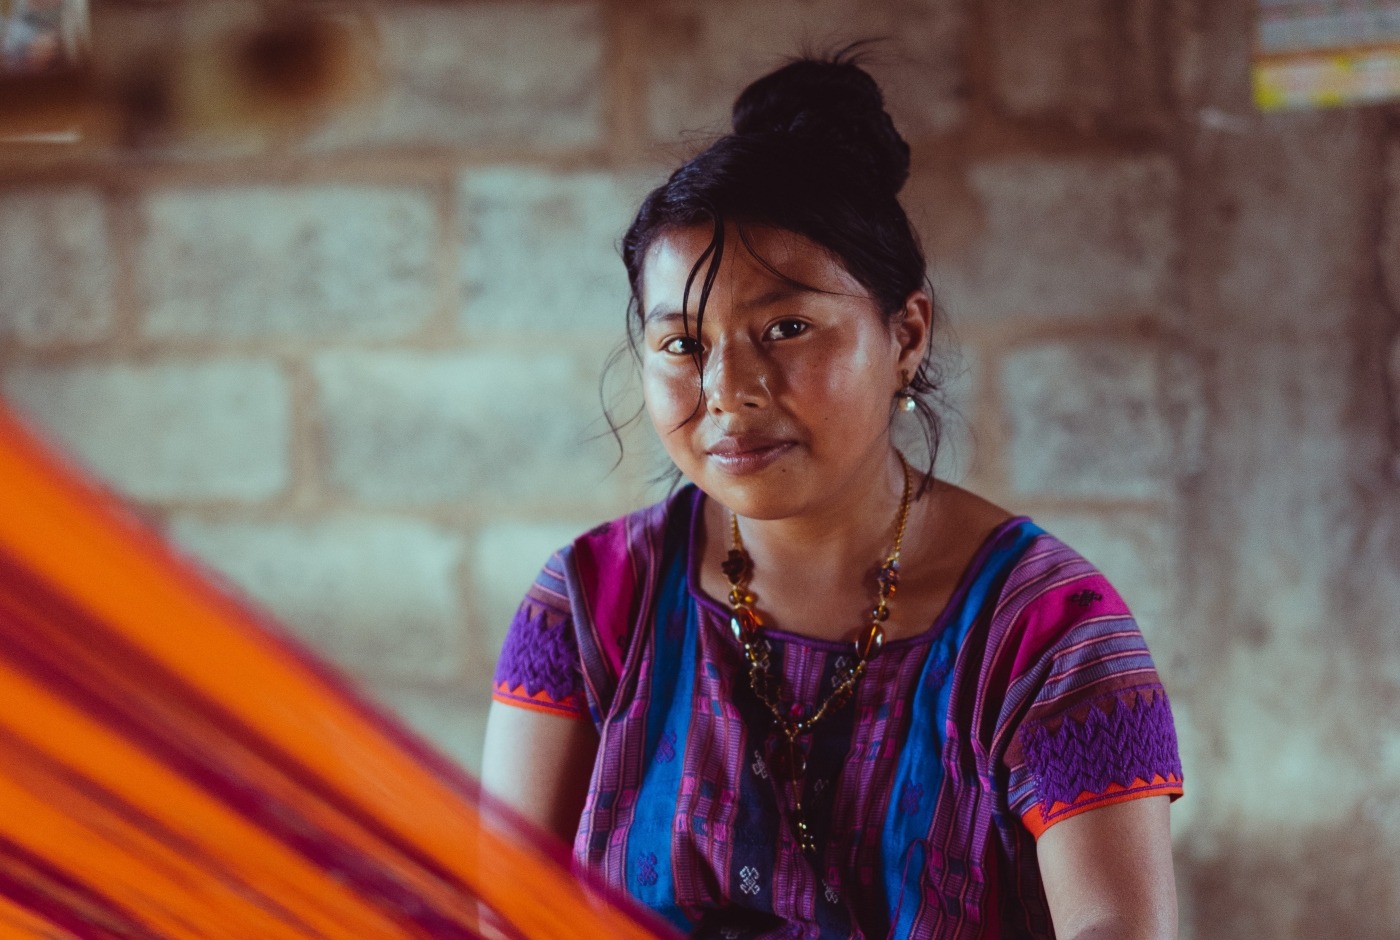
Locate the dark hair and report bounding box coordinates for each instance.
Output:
[606,47,948,487]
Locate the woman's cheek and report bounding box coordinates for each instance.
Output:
[782,357,843,415]
[642,365,699,438]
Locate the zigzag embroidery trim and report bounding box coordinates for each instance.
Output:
[1022,690,1183,811]
[493,603,580,702]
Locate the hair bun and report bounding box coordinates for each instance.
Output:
[730,54,910,195]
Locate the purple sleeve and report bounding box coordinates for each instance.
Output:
[1002,560,1184,837]
[491,551,586,720]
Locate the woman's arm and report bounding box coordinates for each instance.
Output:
[1035,796,1178,940]
[479,700,598,845]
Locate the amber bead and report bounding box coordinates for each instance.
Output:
[731,606,761,642]
[856,623,885,660]
[871,605,890,622]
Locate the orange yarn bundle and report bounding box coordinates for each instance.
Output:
[0,400,669,939]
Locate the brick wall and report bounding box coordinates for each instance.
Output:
[2,1,1399,937]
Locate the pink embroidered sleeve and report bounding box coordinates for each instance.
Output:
[1002,562,1184,838]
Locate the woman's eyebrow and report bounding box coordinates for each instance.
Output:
[738,284,805,311]
[643,308,688,327]
[644,284,806,326]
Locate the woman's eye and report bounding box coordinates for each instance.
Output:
[765,319,808,341]
[661,335,701,355]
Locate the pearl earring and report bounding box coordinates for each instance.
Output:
[896,370,917,412]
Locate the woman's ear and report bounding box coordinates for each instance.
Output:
[892,289,933,376]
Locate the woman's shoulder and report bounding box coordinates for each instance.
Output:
[511,486,697,619]
[997,522,1138,623]
[965,507,1163,707]
[909,483,1025,606]
[530,484,703,631]
[930,483,1132,611]
[498,485,703,717]
[559,483,701,568]
[929,484,1145,659]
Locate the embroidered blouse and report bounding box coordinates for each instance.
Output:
[492,486,1183,939]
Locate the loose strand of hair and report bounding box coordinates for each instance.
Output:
[595,338,647,471]
[671,214,726,434]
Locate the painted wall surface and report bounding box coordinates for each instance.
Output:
[2,1,1398,936]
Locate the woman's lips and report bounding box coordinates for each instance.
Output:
[705,438,796,474]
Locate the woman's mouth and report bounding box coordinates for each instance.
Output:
[705,437,796,475]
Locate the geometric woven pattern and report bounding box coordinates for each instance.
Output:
[494,603,580,702]
[1022,689,1183,810]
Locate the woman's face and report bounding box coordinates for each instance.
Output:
[638,224,925,521]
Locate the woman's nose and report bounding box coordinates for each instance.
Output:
[704,337,769,415]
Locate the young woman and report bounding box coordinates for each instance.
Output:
[482,53,1183,940]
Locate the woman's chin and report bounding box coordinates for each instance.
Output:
[694,475,809,522]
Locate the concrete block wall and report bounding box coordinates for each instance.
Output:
[1,1,1398,936]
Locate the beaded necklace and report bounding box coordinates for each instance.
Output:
[722,455,912,853]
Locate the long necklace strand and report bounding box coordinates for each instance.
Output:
[723,455,912,854]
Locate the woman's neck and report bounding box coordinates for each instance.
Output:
[704,449,930,640]
[736,448,908,562]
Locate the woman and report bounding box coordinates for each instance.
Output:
[482,53,1182,940]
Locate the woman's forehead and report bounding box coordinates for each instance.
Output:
[639,224,866,313]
